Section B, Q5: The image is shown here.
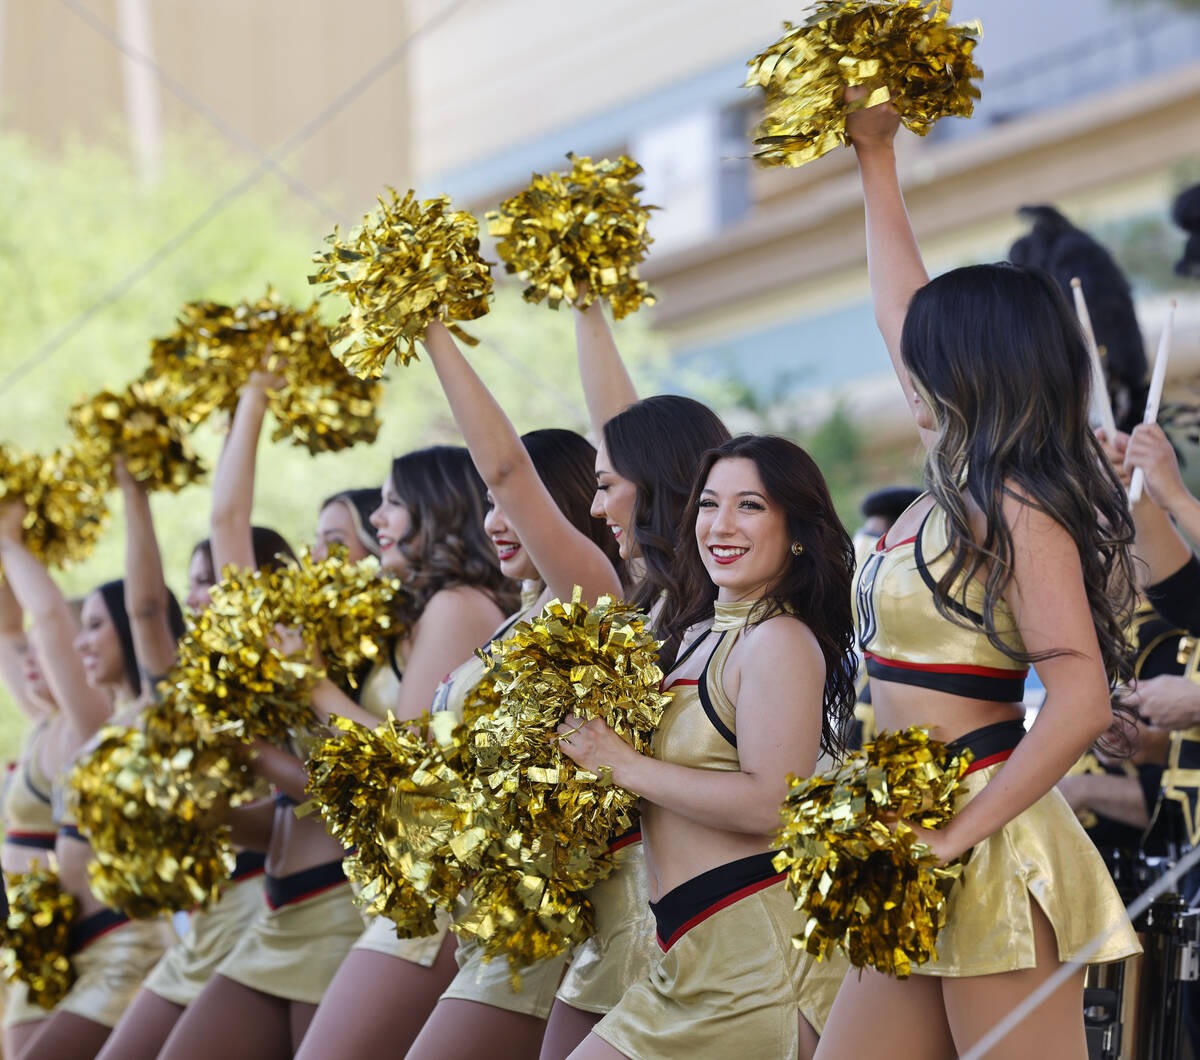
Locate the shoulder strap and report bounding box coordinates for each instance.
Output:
[697,632,737,748]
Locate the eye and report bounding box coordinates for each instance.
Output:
[697,498,717,509]
[738,500,766,512]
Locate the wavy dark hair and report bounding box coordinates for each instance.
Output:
[901,263,1136,699]
[521,428,623,580]
[96,580,186,699]
[388,445,518,626]
[321,489,381,558]
[191,527,297,579]
[657,435,857,758]
[603,395,730,611]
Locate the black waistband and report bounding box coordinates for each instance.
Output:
[609,823,642,852]
[57,824,85,842]
[69,908,129,953]
[5,831,58,851]
[866,655,1027,703]
[263,858,347,910]
[946,719,1026,765]
[232,850,267,882]
[650,852,783,952]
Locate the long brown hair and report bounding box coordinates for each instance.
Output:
[657,435,857,758]
[901,264,1135,700]
[388,445,518,627]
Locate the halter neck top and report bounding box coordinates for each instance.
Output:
[853,501,1028,702]
[652,599,765,772]
[2,722,55,848]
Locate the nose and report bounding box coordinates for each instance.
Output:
[312,539,328,562]
[484,504,507,536]
[590,490,605,519]
[72,630,87,655]
[709,503,736,536]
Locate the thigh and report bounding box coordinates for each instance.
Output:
[14,1011,111,1060]
[942,901,1087,1060]
[565,1032,629,1060]
[289,1002,317,1052]
[814,966,956,1060]
[94,989,184,1060]
[798,1012,819,1060]
[407,998,548,1060]
[156,975,291,1060]
[539,1001,602,1060]
[296,934,459,1059]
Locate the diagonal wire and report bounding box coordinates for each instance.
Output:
[58,0,343,224]
[0,0,474,396]
[959,839,1200,1059]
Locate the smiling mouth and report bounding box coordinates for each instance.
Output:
[377,535,395,550]
[494,541,520,560]
[609,525,622,539]
[709,546,749,565]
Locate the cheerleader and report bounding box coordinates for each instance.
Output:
[0,503,182,1060]
[299,332,622,1059]
[557,434,856,1059]
[159,367,515,1060]
[0,578,71,1056]
[808,96,1140,1060]
[94,467,297,1060]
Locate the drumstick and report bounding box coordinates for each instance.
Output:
[1071,278,1117,438]
[1129,299,1178,505]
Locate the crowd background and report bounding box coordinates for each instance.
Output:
[0,0,1196,766]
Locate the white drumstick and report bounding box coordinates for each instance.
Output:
[1129,300,1178,505]
[1070,278,1116,438]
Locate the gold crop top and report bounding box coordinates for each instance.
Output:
[652,600,764,773]
[2,723,56,848]
[853,501,1028,702]
[357,641,405,723]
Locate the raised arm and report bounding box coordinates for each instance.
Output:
[1126,423,1200,553]
[210,373,279,572]
[845,97,934,448]
[0,504,111,739]
[115,462,178,684]
[423,321,622,603]
[0,576,39,719]
[573,301,638,437]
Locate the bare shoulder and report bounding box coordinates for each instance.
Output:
[739,612,824,674]
[420,584,505,626]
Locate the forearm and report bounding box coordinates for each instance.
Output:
[1074,774,1151,830]
[574,302,637,435]
[310,678,379,729]
[211,386,268,571]
[0,539,71,626]
[120,477,177,676]
[1164,490,1200,551]
[1132,494,1192,587]
[249,742,310,803]
[225,799,274,851]
[617,752,785,836]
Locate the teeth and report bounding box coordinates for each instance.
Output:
[711,547,748,557]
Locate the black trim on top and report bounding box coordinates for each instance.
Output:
[865,656,1026,703]
[69,908,129,953]
[697,632,737,748]
[232,850,267,881]
[912,510,987,627]
[650,852,779,949]
[946,719,1025,760]
[263,858,347,909]
[57,823,85,842]
[5,832,57,851]
[23,766,52,806]
[662,629,712,686]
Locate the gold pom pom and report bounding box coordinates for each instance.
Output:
[68,721,243,917]
[746,1,983,168]
[486,154,657,319]
[68,378,206,493]
[1,862,77,1009]
[771,726,971,977]
[309,189,494,379]
[458,589,670,971]
[147,291,383,455]
[0,444,110,568]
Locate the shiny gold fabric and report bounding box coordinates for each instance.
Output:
[917,763,1140,976]
[142,872,265,1007]
[593,878,845,1058]
[2,725,55,839]
[57,917,176,1028]
[357,651,403,723]
[442,936,567,1018]
[215,882,366,1005]
[853,504,1027,672]
[2,977,49,1028]
[351,908,452,967]
[556,840,658,1013]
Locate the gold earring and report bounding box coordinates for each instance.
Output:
[791,541,805,557]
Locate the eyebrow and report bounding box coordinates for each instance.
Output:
[700,489,767,500]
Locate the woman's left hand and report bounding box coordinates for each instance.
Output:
[556,713,636,784]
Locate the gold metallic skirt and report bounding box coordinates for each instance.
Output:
[556,838,659,1014]
[57,915,177,1028]
[441,937,567,1018]
[593,854,845,1060]
[2,977,51,1028]
[215,871,365,1006]
[918,762,1141,977]
[142,872,265,1007]
[351,908,452,967]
